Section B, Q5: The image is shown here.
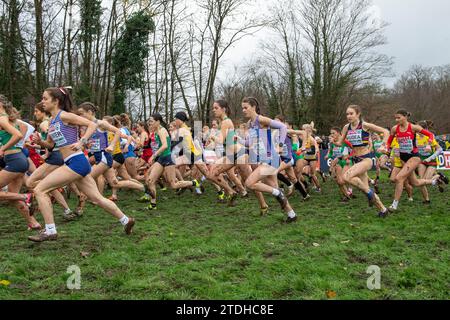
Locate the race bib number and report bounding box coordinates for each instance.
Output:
[398,137,413,153]
[89,138,101,152]
[48,123,67,147]
[347,129,362,145]
[333,147,343,158]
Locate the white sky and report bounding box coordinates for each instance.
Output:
[218,0,450,88]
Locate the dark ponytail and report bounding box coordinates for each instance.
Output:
[151,113,168,131]
[45,87,75,112]
[214,99,231,116]
[242,97,261,115]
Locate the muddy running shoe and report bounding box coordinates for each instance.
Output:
[217,191,226,203]
[260,206,269,216]
[378,208,390,218]
[63,209,79,221]
[227,193,238,207]
[138,194,152,202]
[124,218,136,235]
[341,197,350,203]
[28,230,58,242]
[275,190,288,210]
[285,215,298,223]
[438,172,449,185]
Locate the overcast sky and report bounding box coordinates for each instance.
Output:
[219,0,450,88]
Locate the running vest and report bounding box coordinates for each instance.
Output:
[346,122,370,147]
[373,139,384,157]
[40,119,49,140]
[280,135,293,159]
[396,123,417,154]
[107,132,122,155]
[88,121,109,153]
[248,116,272,163]
[416,134,438,159]
[303,137,317,160]
[150,131,171,157]
[48,111,79,148]
[0,115,21,151]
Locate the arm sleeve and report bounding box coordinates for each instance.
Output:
[269,120,287,144]
[387,135,395,150]
[420,129,434,140]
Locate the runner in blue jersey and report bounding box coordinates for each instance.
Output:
[29,87,135,242]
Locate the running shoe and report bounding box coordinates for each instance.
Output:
[303,194,311,201]
[341,197,350,203]
[388,205,397,212]
[260,206,269,216]
[438,172,449,185]
[423,200,431,205]
[227,193,238,207]
[378,208,390,218]
[217,191,226,203]
[285,215,298,223]
[63,209,79,221]
[146,203,157,211]
[124,217,136,235]
[138,194,152,202]
[28,229,58,242]
[275,190,288,210]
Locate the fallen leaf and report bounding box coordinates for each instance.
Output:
[312,243,320,247]
[341,240,350,244]
[0,280,11,287]
[326,290,337,299]
[347,216,352,219]
[80,251,90,258]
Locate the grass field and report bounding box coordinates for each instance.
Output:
[0,172,449,300]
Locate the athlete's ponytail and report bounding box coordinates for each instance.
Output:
[0,94,15,117]
[45,87,75,112]
[120,113,131,128]
[151,113,168,131]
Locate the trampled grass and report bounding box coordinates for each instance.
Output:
[0,172,449,300]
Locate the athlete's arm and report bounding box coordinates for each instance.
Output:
[411,124,434,140]
[60,111,98,151]
[258,116,287,145]
[424,140,443,162]
[98,120,121,153]
[0,117,23,155]
[363,122,390,153]
[335,124,349,146]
